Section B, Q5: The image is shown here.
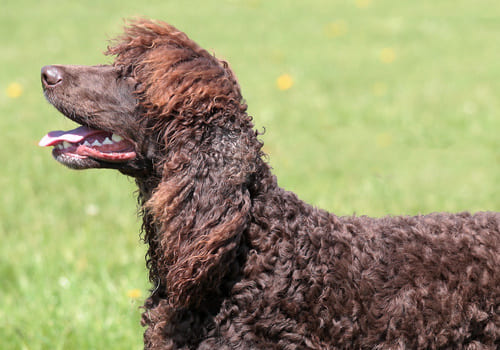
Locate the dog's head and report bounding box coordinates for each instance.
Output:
[40,19,248,177]
[40,19,267,308]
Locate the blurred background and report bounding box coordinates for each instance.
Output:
[1,0,499,348]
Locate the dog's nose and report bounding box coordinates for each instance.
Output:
[41,65,63,87]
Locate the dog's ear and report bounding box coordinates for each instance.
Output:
[145,133,252,308]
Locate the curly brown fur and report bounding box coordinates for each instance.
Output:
[40,19,500,349]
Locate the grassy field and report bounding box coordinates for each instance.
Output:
[1,0,499,348]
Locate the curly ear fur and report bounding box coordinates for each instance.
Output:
[145,128,253,307]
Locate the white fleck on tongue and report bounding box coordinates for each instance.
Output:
[39,126,100,147]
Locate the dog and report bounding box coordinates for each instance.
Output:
[40,19,500,349]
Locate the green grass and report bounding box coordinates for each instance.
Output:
[1,0,499,348]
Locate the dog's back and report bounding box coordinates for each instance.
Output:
[205,188,500,348]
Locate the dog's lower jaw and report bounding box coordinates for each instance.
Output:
[52,150,103,169]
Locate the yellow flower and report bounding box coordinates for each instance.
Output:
[376,133,393,148]
[276,74,294,91]
[355,0,372,8]
[126,289,142,299]
[6,82,23,98]
[324,20,348,38]
[379,48,396,64]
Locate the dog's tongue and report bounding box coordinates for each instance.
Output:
[39,126,98,147]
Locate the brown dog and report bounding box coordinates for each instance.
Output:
[40,19,500,349]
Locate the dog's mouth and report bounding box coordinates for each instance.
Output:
[39,125,136,166]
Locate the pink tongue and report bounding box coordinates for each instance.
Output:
[39,126,99,147]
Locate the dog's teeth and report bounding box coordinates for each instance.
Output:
[111,134,123,142]
[63,141,71,149]
[57,144,63,149]
[102,137,113,145]
[91,140,102,147]
[83,140,91,146]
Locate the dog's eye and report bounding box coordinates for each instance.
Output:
[117,65,135,80]
[117,72,136,83]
